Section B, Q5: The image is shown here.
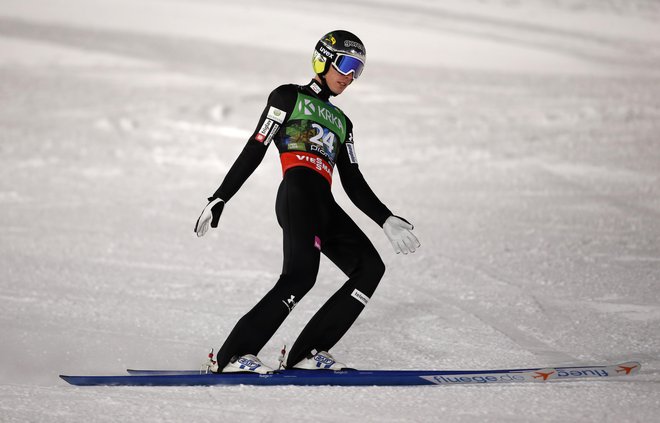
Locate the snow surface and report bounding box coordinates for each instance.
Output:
[1,0,659,421]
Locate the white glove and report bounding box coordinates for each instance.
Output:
[194,198,225,237]
[383,215,420,255]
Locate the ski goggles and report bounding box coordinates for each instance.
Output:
[332,54,365,79]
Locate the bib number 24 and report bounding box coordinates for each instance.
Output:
[309,123,336,153]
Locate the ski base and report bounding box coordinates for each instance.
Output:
[60,361,640,387]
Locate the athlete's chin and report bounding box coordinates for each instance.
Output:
[332,84,348,95]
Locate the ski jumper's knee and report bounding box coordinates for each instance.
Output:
[350,248,385,297]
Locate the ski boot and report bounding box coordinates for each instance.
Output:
[291,350,347,370]
[221,354,274,374]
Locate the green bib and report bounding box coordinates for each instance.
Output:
[289,93,347,144]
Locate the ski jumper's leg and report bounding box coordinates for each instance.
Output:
[215,169,329,370]
[286,202,385,367]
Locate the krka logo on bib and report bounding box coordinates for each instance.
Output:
[284,94,347,164]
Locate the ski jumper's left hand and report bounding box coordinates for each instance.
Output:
[383,215,420,254]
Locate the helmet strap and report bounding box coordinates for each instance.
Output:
[318,74,338,97]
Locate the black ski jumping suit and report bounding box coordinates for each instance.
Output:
[211,79,393,368]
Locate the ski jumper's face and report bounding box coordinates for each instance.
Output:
[324,65,354,95]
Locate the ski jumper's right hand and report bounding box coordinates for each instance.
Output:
[194,198,225,237]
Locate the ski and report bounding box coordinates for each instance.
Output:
[60,361,639,387]
[125,360,638,376]
[62,368,553,387]
[126,369,200,375]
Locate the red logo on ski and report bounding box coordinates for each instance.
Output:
[616,364,639,375]
[533,370,556,381]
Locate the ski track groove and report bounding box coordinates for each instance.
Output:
[420,253,578,364]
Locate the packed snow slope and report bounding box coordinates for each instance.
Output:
[1,0,659,421]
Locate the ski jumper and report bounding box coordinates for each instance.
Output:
[212,79,393,368]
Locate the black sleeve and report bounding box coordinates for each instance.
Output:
[336,117,393,227]
[211,85,296,202]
